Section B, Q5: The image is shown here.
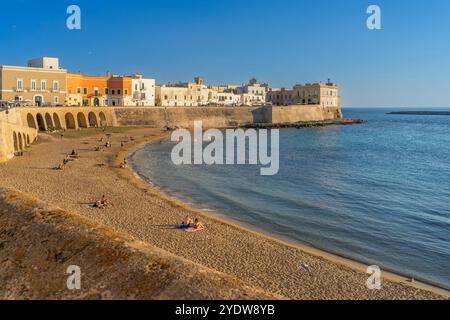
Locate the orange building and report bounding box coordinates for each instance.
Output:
[66,73,110,106]
[106,76,132,106]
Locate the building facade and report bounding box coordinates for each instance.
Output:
[267,82,340,107]
[106,76,133,106]
[156,77,208,107]
[66,74,109,106]
[131,73,155,106]
[236,78,268,106]
[0,57,67,107]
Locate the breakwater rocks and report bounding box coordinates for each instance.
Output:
[241,118,366,129]
[387,111,450,116]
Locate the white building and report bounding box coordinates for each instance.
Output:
[131,73,155,106]
[236,78,267,106]
[27,57,61,70]
[217,92,241,106]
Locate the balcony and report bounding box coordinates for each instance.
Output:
[14,87,24,92]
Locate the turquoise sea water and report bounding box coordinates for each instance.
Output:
[131,108,450,289]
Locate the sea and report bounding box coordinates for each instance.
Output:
[130,107,450,290]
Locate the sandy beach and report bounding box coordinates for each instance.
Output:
[0,126,447,300]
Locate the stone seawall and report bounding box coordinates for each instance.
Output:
[111,105,341,128]
[1,104,342,162]
[111,106,268,128]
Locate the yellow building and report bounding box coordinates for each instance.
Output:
[0,57,67,106]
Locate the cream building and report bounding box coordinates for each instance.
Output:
[217,92,241,106]
[268,82,339,107]
[236,78,268,106]
[0,57,67,107]
[156,77,209,107]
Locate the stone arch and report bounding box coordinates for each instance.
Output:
[26,134,31,145]
[27,113,37,129]
[53,113,62,130]
[36,113,46,131]
[13,132,18,152]
[65,113,76,129]
[88,112,98,127]
[77,112,88,128]
[99,111,107,126]
[45,113,54,129]
[18,133,24,151]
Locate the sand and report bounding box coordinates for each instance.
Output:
[0,127,447,300]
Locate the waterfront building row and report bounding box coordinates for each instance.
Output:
[1,57,339,108]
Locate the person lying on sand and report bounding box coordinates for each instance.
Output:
[71,149,78,156]
[94,195,110,209]
[55,163,65,170]
[181,215,193,227]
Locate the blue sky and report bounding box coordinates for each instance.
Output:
[1,0,450,107]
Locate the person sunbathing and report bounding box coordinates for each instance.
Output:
[56,163,65,170]
[181,215,193,227]
[192,218,204,230]
[95,195,109,208]
[71,149,78,156]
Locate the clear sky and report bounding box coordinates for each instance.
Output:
[1,0,450,107]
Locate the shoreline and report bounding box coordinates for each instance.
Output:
[126,133,450,297]
[0,126,448,299]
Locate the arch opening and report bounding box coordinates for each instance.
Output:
[53,113,62,130]
[27,113,37,129]
[65,113,76,129]
[13,132,18,152]
[18,133,24,151]
[88,112,98,127]
[36,113,46,131]
[45,113,54,130]
[77,113,88,128]
[99,112,107,126]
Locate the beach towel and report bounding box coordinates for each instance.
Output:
[185,226,204,233]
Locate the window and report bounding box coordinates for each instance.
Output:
[83,88,87,94]
[31,80,36,91]
[94,89,99,96]
[54,96,59,104]
[111,89,115,95]
[105,88,109,94]
[17,79,23,90]
[124,89,128,95]
[41,80,47,90]
[77,87,81,94]
[117,89,121,95]
[135,84,138,90]
[53,80,59,91]
[141,83,145,90]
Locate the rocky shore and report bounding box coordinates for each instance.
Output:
[241,118,366,129]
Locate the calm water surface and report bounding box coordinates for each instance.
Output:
[131,108,450,289]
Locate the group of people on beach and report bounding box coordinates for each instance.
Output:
[55,149,78,170]
[181,215,204,231]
